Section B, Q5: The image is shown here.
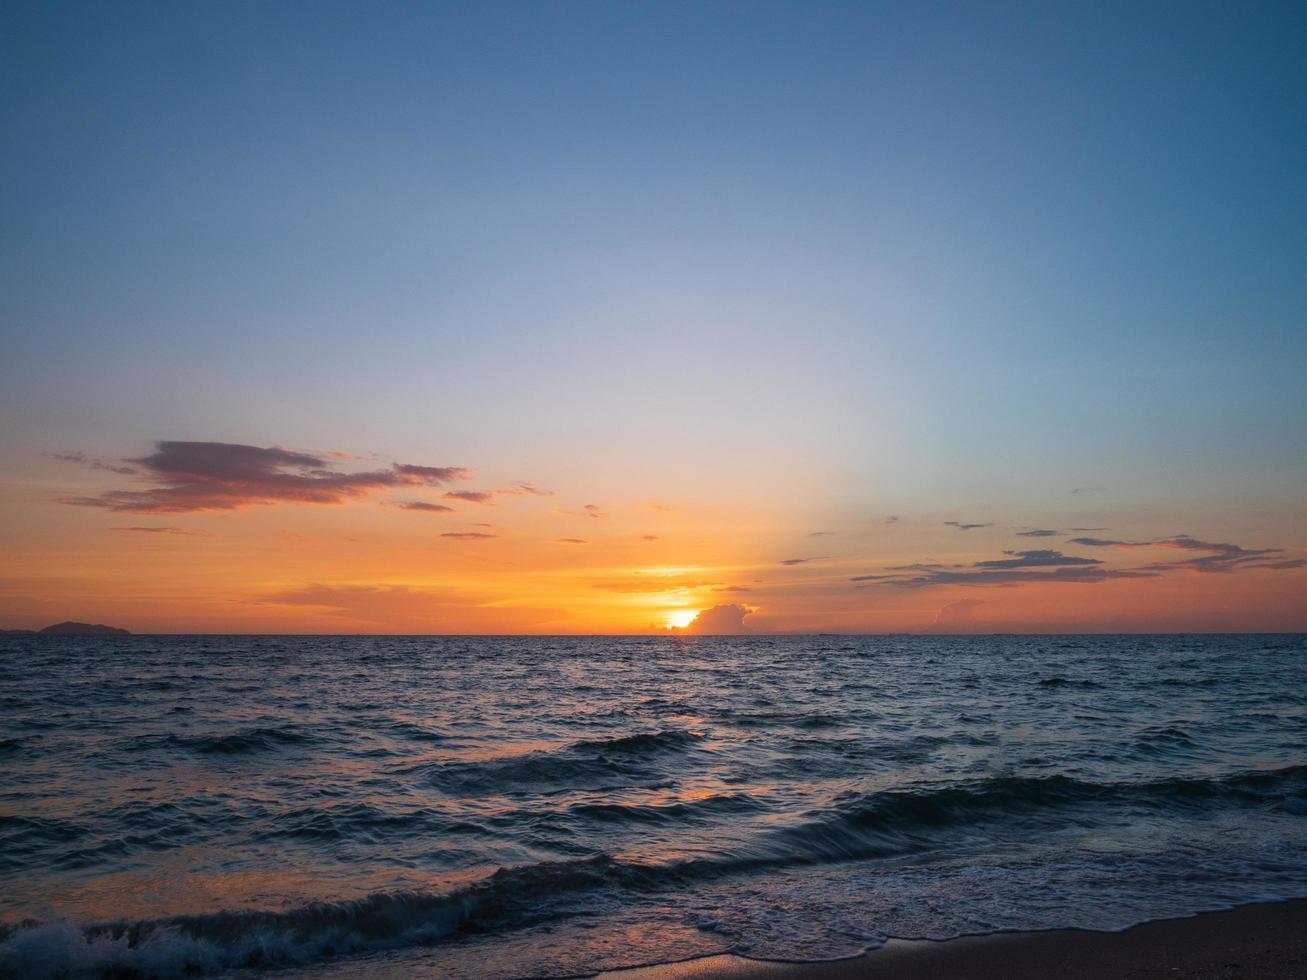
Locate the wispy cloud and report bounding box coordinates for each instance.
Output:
[441,532,497,540]
[944,521,994,531]
[853,535,1302,589]
[51,451,139,476]
[556,538,587,544]
[1016,529,1060,537]
[110,526,203,535]
[443,490,496,504]
[1070,535,1306,574]
[398,501,455,513]
[779,556,827,566]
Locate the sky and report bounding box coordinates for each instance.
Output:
[1,1,1305,633]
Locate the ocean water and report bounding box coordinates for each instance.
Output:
[1,635,1306,979]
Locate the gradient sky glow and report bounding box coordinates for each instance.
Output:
[2,1,1305,633]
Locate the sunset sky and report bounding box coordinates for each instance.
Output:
[2,2,1305,633]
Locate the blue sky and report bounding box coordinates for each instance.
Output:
[2,2,1305,631]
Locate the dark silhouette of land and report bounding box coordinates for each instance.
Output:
[1,621,131,636]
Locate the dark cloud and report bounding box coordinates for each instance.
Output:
[884,515,900,525]
[975,549,1102,570]
[640,534,660,541]
[944,521,994,531]
[398,501,455,513]
[1065,535,1300,574]
[678,604,753,635]
[57,441,469,513]
[1068,527,1109,532]
[779,556,827,566]
[877,565,1157,588]
[1016,529,1060,537]
[441,532,497,540]
[1140,536,1295,574]
[853,534,1301,590]
[556,538,587,544]
[809,531,835,538]
[714,585,751,593]
[584,504,604,518]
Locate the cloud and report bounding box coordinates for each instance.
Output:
[1065,535,1301,574]
[594,577,717,593]
[50,451,138,476]
[584,504,604,518]
[944,521,994,531]
[640,534,660,541]
[884,515,900,525]
[1071,487,1106,495]
[714,585,751,592]
[398,501,455,513]
[1016,529,1060,537]
[57,441,470,513]
[933,598,984,629]
[556,538,587,544]
[678,603,754,635]
[441,532,497,540]
[444,490,496,504]
[506,482,553,496]
[809,531,835,538]
[974,549,1102,570]
[885,562,962,572]
[394,464,471,482]
[872,565,1157,588]
[110,526,202,535]
[852,535,1301,589]
[779,556,827,566]
[261,583,460,625]
[452,483,556,504]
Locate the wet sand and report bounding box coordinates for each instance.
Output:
[602,899,1307,980]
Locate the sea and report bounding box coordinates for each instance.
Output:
[2,634,1306,979]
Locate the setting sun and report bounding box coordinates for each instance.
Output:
[665,609,699,630]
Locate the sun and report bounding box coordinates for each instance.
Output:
[665,608,699,630]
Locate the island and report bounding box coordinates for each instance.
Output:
[1,622,132,636]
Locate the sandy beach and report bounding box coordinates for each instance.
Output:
[603,899,1307,980]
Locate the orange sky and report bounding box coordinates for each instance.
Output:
[1,441,1303,634]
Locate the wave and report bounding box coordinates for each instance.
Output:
[124,726,314,756]
[5,765,1303,977]
[425,729,703,794]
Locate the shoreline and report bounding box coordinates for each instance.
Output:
[600,898,1307,979]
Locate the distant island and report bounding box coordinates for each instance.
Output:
[1,622,131,636]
